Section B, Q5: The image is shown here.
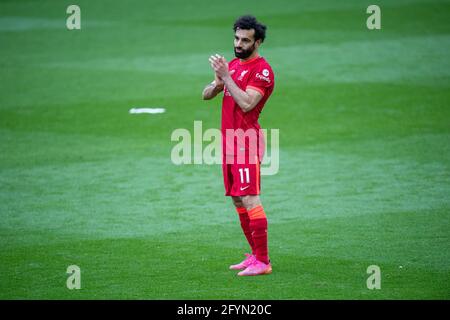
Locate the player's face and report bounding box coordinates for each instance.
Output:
[234,28,259,59]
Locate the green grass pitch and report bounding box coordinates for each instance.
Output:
[1,0,449,299]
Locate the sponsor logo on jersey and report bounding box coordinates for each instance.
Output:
[255,72,271,83]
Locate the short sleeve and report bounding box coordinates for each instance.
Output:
[246,65,274,97]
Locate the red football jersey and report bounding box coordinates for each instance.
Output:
[221,55,275,162]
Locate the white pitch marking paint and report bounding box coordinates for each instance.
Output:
[129,108,166,114]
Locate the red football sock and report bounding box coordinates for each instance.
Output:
[248,205,269,264]
[236,207,255,254]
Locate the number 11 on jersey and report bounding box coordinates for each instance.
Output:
[239,168,250,184]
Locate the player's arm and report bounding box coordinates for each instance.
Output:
[211,55,263,112]
[221,77,263,112]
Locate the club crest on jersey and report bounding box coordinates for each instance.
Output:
[238,70,249,81]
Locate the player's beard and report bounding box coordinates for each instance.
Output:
[234,43,256,59]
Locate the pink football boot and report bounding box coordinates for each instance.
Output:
[237,260,272,276]
[229,253,256,270]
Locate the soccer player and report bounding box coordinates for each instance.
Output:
[202,15,275,276]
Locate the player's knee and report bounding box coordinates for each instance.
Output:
[232,196,243,208]
[241,195,261,211]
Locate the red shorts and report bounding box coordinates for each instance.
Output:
[222,156,261,196]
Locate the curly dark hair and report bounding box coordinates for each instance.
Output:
[233,15,267,43]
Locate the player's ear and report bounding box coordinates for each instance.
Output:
[255,39,262,48]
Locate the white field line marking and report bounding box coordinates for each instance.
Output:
[129,108,166,114]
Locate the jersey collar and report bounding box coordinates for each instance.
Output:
[239,54,260,65]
